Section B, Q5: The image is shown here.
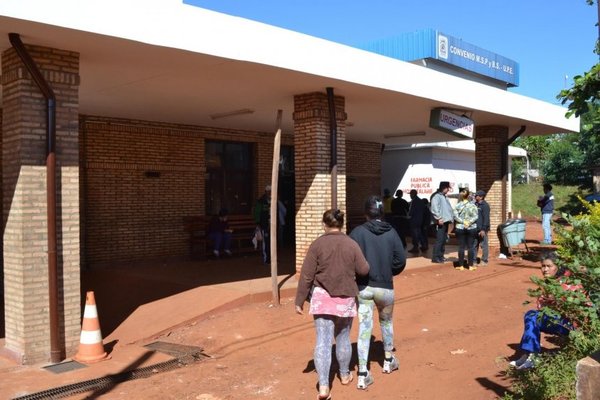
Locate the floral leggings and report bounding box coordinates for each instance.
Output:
[357,286,395,369]
[313,315,353,387]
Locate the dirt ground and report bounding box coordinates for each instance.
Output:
[0,220,553,400]
[73,222,551,400]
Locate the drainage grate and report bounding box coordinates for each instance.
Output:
[12,344,208,400]
[42,361,87,375]
[144,341,205,359]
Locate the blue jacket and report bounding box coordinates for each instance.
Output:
[537,191,554,214]
[476,200,491,232]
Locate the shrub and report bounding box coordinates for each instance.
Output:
[504,199,600,400]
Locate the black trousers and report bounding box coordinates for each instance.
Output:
[432,222,450,262]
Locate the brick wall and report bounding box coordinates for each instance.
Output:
[475,125,509,250]
[293,92,346,272]
[1,44,80,363]
[256,140,274,199]
[346,140,382,224]
[80,115,292,266]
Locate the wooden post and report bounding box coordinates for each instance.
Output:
[270,110,283,305]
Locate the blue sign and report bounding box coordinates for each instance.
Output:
[436,32,519,87]
[360,29,519,87]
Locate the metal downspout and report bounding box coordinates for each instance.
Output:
[502,125,526,218]
[9,33,61,363]
[326,88,338,209]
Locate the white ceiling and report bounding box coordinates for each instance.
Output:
[0,3,579,146]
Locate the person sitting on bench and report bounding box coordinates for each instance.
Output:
[208,208,233,257]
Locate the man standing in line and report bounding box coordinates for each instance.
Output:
[382,188,393,219]
[430,181,453,263]
[390,190,410,247]
[407,189,426,254]
[537,183,554,245]
[391,189,409,217]
[474,190,490,266]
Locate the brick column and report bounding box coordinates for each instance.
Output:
[1,44,81,364]
[293,92,346,272]
[346,141,381,220]
[474,125,508,251]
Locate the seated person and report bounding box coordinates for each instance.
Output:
[208,208,233,257]
[510,251,580,370]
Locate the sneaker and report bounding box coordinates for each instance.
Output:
[454,266,465,271]
[356,371,374,390]
[382,356,399,373]
[480,261,488,266]
[224,249,232,256]
[516,354,536,370]
[509,353,530,368]
[212,250,220,257]
[468,265,478,271]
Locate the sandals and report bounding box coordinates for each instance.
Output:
[340,372,354,385]
[316,371,353,399]
[317,387,331,400]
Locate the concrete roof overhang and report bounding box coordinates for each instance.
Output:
[0,0,579,145]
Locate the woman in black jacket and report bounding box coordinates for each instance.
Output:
[350,195,406,389]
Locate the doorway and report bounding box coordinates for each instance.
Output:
[205,141,253,215]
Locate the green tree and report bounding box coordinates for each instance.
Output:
[511,136,553,183]
[558,0,599,118]
[558,64,600,118]
[513,136,551,169]
[578,104,600,182]
[556,0,599,188]
[542,134,586,185]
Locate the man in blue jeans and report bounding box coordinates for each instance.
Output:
[537,183,554,245]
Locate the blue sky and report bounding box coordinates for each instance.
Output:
[186,0,598,106]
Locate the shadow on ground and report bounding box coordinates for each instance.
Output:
[81,246,296,337]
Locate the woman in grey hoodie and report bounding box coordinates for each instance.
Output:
[350,195,406,389]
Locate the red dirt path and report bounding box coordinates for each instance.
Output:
[74,223,552,400]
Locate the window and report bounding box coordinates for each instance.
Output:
[205,141,253,215]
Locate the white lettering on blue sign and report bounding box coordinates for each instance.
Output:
[436,32,518,86]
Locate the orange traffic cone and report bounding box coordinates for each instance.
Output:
[74,291,109,363]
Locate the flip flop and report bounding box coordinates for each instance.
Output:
[340,372,354,385]
[317,386,331,400]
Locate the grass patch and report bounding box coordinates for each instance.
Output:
[511,183,592,219]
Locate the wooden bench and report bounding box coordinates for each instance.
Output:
[183,214,259,259]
